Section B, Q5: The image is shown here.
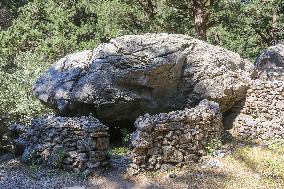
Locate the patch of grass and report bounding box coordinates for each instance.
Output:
[57,149,66,164]
[267,139,284,151]
[232,142,284,179]
[138,139,284,189]
[28,163,40,172]
[199,139,284,188]
[110,146,131,156]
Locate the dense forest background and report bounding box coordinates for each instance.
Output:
[0,0,283,136]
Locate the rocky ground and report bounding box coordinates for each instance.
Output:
[1,141,284,189]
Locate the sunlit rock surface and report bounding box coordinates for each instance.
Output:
[33,33,253,123]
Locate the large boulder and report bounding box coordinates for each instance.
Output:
[254,44,284,80]
[33,33,253,122]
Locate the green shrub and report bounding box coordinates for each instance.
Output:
[0,52,50,131]
[121,128,132,146]
[205,138,223,155]
[0,0,133,61]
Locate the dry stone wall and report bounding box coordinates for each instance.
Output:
[231,80,284,142]
[130,100,223,173]
[230,44,284,142]
[12,116,109,174]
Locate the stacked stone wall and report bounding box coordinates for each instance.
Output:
[232,80,284,142]
[130,100,223,172]
[12,116,109,174]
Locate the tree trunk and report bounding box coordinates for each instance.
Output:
[193,0,207,41]
[271,10,278,45]
[0,4,13,29]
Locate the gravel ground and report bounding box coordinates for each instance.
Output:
[1,144,283,189]
[0,153,229,189]
[0,154,165,189]
[0,154,87,189]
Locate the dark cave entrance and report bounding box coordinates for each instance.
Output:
[222,99,245,130]
[66,102,137,147]
[100,120,136,147]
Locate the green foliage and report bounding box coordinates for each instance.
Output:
[0,52,50,126]
[0,0,28,29]
[123,0,284,59]
[121,128,132,146]
[121,0,196,35]
[207,0,284,59]
[267,139,284,150]
[57,149,66,164]
[0,0,130,61]
[2,0,283,65]
[28,163,41,173]
[0,51,50,149]
[205,138,223,155]
[110,146,131,156]
[233,143,284,178]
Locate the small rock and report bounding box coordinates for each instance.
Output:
[77,138,96,152]
[160,164,175,171]
[201,159,223,169]
[212,150,226,158]
[168,173,177,178]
